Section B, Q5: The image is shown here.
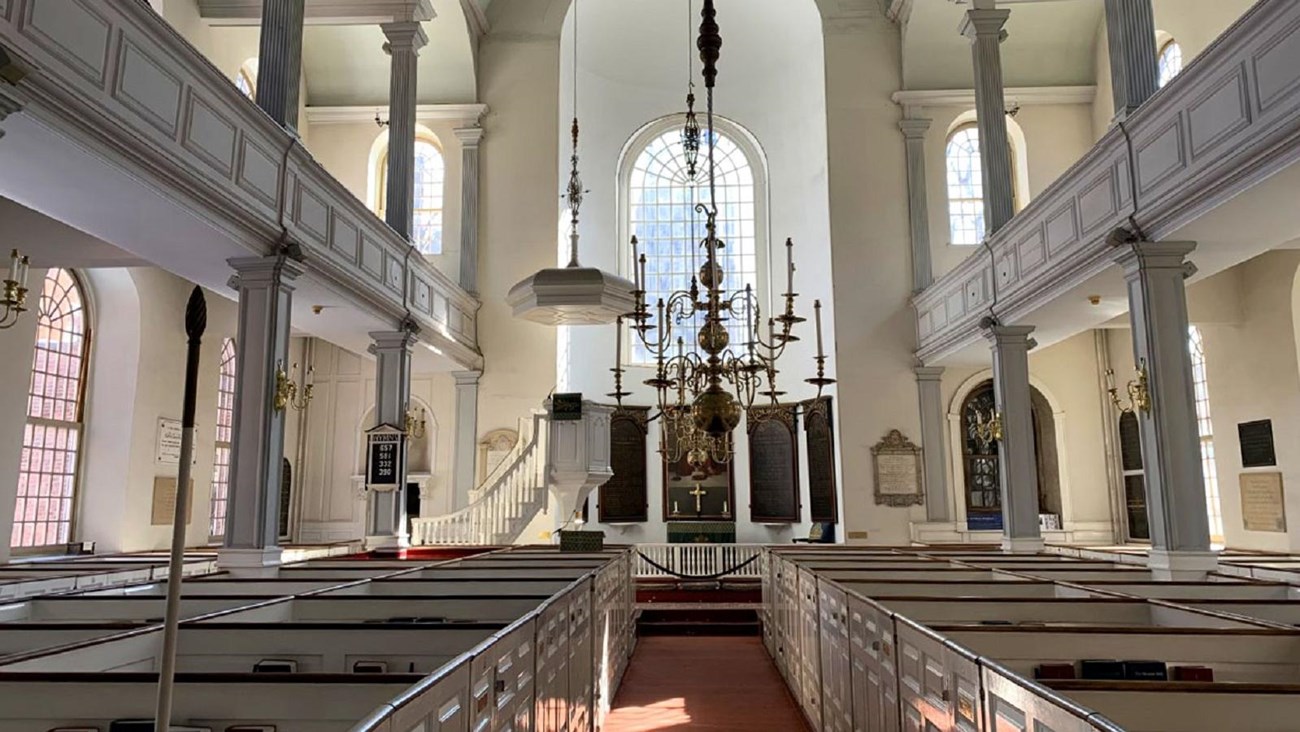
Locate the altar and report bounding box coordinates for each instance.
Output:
[666,521,737,544]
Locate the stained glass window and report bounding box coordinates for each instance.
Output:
[946,125,985,245]
[1188,326,1223,543]
[13,269,88,550]
[961,382,1002,529]
[1157,40,1183,88]
[209,337,236,540]
[378,137,445,255]
[626,128,758,365]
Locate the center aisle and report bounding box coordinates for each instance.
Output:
[603,636,812,731]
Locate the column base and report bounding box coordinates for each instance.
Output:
[1001,536,1045,554]
[365,534,410,552]
[217,546,284,576]
[1148,549,1219,580]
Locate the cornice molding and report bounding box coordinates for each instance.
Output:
[891,86,1097,109]
[197,0,434,26]
[305,103,489,126]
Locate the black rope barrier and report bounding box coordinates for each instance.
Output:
[635,551,761,580]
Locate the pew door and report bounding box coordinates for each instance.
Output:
[798,568,823,729]
[947,646,983,732]
[818,580,853,732]
[471,616,537,731]
[568,580,595,732]
[850,595,901,732]
[535,597,571,732]
[896,618,952,732]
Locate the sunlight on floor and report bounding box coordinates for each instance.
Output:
[603,697,692,731]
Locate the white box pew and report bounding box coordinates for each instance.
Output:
[0,674,421,732]
[815,568,1022,582]
[0,596,254,623]
[874,598,1261,629]
[1181,600,1300,627]
[1003,568,1160,582]
[268,567,419,580]
[397,566,598,580]
[1043,680,1300,732]
[0,624,152,659]
[836,580,1063,599]
[787,559,955,570]
[196,595,551,624]
[325,577,576,596]
[80,578,365,596]
[982,661,1125,731]
[952,560,1127,571]
[938,626,1300,683]
[283,559,428,569]
[1080,581,1293,600]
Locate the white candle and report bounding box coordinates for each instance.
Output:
[18,256,28,287]
[744,286,754,358]
[615,316,622,370]
[814,300,824,358]
[785,238,794,294]
[631,237,640,290]
[7,250,18,284]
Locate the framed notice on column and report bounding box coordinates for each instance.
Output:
[366,424,406,491]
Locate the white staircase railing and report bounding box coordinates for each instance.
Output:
[410,411,549,546]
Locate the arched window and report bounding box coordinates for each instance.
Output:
[234,58,258,100]
[946,125,985,246]
[377,135,445,255]
[13,269,89,550]
[1157,39,1183,88]
[209,337,236,540]
[1189,325,1223,543]
[622,120,762,365]
[958,379,1060,531]
[1118,411,1149,541]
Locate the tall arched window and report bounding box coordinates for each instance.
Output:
[234,58,258,100]
[622,120,762,365]
[13,269,89,550]
[1118,411,1149,541]
[946,125,985,246]
[1189,325,1223,543]
[377,135,445,255]
[1157,39,1183,88]
[209,337,236,540]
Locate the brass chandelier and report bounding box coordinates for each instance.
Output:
[609,0,832,474]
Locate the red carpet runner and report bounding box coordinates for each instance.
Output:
[603,636,811,731]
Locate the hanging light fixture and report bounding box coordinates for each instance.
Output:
[0,248,30,330]
[610,0,834,471]
[507,0,635,326]
[680,0,701,181]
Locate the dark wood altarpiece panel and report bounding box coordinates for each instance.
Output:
[748,405,800,522]
[599,407,650,523]
[663,418,735,522]
[803,396,838,524]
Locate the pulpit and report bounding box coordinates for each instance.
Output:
[546,397,614,522]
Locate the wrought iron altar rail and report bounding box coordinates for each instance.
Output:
[634,543,765,580]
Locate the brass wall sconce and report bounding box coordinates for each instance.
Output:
[1,248,31,330]
[1105,359,1151,415]
[405,407,427,439]
[274,360,314,412]
[973,409,1004,447]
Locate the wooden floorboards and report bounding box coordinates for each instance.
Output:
[603,636,811,731]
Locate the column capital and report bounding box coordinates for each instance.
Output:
[960,8,1010,41]
[382,20,429,54]
[982,323,1035,344]
[454,126,485,147]
[227,255,305,290]
[1112,240,1197,275]
[914,365,945,382]
[898,117,932,140]
[369,329,419,353]
[453,370,482,387]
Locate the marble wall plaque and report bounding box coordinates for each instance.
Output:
[1240,472,1286,533]
[151,477,194,526]
[872,429,924,507]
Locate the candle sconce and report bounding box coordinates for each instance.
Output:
[405,407,427,439]
[1105,360,1151,415]
[973,409,1004,448]
[1,249,31,330]
[274,360,314,412]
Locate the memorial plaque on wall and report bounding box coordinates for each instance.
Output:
[871,430,924,507]
[1240,472,1287,533]
[803,397,838,523]
[748,405,800,522]
[151,477,194,526]
[600,407,650,522]
[1238,420,1277,468]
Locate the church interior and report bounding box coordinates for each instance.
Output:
[1,0,1299,729]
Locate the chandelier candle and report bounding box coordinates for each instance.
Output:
[815,300,824,358]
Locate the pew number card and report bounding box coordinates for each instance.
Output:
[366,424,406,492]
[1240,472,1286,533]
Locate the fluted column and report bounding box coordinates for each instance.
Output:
[960,8,1015,236]
[1113,241,1217,578]
[452,370,481,509]
[915,366,949,521]
[455,126,484,294]
[900,116,933,292]
[1105,0,1160,121]
[984,324,1043,553]
[366,328,417,549]
[220,255,303,569]
[254,0,305,130]
[381,21,429,240]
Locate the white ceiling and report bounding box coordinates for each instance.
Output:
[0,198,148,269]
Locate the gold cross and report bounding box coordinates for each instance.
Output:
[689,484,707,513]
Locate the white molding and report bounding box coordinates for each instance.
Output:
[305,103,489,126]
[891,86,1097,109]
[198,0,434,26]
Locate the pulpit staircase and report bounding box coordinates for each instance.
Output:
[409,411,549,546]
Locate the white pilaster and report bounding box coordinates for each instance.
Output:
[960,8,1015,236]
[220,256,303,569]
[254,0,305,130]
[454,126,484,295]
[452,370,481,509]
[985,324,1043,553]
[381,21,429,240]
[1105,0,1160,122]
[366,328,417,549]
[1113,241,1217,578]
[900,116,933,292]
[915,366,949,521]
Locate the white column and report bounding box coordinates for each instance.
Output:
[366,328,416,549]
[254,0,305,131]
[899,116,933,292]
[1105,0,1160,122]
[220,256,303,569]
[454,126,484,295]
[1114,241,1217,578]
[985,324,1043,553]
[960,7,1015,236]
[452,370,481,509]
[381,21,429,239]
[915,366,949,521]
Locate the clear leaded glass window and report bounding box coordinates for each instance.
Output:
[1158,40,1183,88]
[378,137,445,255]
[1188,325,1223,543]
[626,128,758,365]
[13,269,88,550]
[234,58,258,100]
[946,125,985,245]
[209,338,236,540]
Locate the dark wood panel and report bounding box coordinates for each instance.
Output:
[803,396,838,524]
[600,407,650,523]
[748,405,800,522]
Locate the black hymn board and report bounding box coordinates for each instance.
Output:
[600,407,650,522]
[748,404,800,522]
[803,396,838,523]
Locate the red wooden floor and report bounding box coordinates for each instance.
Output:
[603,636,811,731]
